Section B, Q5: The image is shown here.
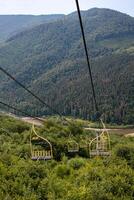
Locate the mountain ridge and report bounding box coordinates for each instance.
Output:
[0,8,134,124]
[0,14,64,43]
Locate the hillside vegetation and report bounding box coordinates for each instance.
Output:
[0,14,64,43]
[0,8,134,124]
[0,115,134,199]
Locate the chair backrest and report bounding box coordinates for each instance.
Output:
[89,120,111,157]
[68,140,79,153]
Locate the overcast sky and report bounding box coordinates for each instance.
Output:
[0,0,133,17]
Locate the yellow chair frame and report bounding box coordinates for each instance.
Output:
[30,124,53,160]
[89,120,111,157]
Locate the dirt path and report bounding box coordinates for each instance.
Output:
[3,112,133,135]
[21,117,134,135]
[125,133,134,137]
[85,127,134,136]
[85,127,121,131]
[21,117,44,126]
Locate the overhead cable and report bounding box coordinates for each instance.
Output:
[0,66,62,117]
[0,100,45,123]
[75,0,99,112]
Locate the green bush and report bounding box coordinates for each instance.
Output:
[68,157,86,170]
[55,164,71,178]
[115,144,134,168]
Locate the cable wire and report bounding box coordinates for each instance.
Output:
[0,67,74,124]
[0,66,62,117]
[0,100,45,123]
[0,67,72,125]
[75,0,99,112]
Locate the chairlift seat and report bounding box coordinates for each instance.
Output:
[89,120,111,157]
[67,140,79,153]
[90,150,111,157]
[30,125,53,160]
[68,149,79,153]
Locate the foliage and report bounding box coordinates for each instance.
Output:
[0,115,134,199]
[0,8,134,124]
[115,144,134,168]
[0,14,64,42]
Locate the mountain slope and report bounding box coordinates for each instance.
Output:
[0,14,64,43]
[0,8,134,124]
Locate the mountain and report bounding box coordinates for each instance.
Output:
[0,8,134,124]
[0,14,64,43]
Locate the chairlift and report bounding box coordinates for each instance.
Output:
[89,120,111,157]
[67,133,79,153]
[30,124,53,160]
[79,136,89,149]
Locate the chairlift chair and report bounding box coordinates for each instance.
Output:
[67,133,79,153]
[68,140,79,153]
[79,136,89,149]
[30,124,53,160]
[89,120,111,157]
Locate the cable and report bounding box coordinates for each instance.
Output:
[0,67,74,124]
[0,100,45,123]
[0,1,99,118]
[0,67,71,124]
[0,66,62,117]
[75,0,99,112]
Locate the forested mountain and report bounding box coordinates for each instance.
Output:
[0,8,134,124]
[0,14,64,43]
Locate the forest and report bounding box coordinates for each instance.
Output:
[0,14,64,43]
[0,114,134,200]
[0,8,134,124]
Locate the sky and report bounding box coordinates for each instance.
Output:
[0,0,133,17]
